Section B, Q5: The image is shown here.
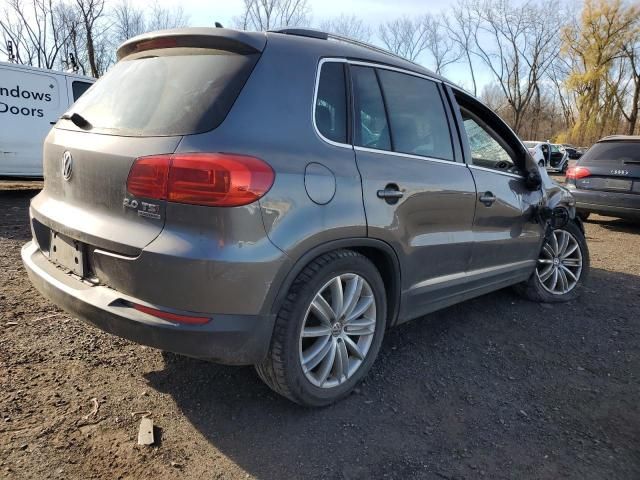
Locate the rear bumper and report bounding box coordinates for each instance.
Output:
[21,241,276,365]
[570,188,640,220]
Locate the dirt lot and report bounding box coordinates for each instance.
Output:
[1,179,639,480]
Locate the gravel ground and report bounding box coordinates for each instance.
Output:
[1,179,639,480]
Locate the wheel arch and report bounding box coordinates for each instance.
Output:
[267,238,402,328]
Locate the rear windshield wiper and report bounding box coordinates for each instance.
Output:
[623,159,640,164]
[60,112,92,130]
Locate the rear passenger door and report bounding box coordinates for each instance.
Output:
[350,64,477,321]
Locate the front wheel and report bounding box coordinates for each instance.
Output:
[515,220,589,303]
[256,250,387,406]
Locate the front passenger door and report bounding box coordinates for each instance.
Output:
[452,90,543,284]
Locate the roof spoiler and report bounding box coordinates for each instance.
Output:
[117,28,267,60]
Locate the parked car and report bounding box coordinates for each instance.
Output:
[0,61,94,177]
[566,135,640,221]
[561,144,583,160]
[21,27,589,406]
[523,140,569,172]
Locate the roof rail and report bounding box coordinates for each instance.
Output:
[269,28,328,40]
[269,27,424,70]
[327,33,424,69]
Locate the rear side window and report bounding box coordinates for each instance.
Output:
[71,81,92,101]
[352,66,391,151]
[580,142,640,167]
[315,62,347,144]
[377,70,454,161]
[65,48,259,136]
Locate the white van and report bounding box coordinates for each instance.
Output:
[0,62,95,177]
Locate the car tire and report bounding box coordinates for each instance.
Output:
[256,249,387,407]
[515,220,589,303]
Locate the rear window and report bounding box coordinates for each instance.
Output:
[64,48,259,136]
[580,141,640,167]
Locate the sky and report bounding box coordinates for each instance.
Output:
[151,0,492,91]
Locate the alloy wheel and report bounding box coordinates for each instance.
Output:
[299,273,376,388]
[536,229,583,295]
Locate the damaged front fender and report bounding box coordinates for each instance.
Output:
[534,165,577,230]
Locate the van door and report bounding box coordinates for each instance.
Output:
[350,65,476,322]
[0,65,66,176]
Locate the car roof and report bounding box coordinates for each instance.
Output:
[267,28,448,83]
[598,135,640,143]
[118,27,450,85]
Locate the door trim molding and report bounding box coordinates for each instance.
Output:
[408,259,535,294]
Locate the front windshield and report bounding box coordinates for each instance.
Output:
[523,141,537,148]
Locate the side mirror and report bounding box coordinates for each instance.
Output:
[525,170,542,191]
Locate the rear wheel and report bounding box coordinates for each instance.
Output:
[515,220,589,303]
[256,250,386,406]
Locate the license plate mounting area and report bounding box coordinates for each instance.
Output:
[49,231,85,277]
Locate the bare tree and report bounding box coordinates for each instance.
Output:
[615,41,640,135]
[75,0,106,77]
[234,0,311,31]
[112,0,145,44]
[548,56,577,132]
[444,1,479,95]
[423,14,460,75]
[319,14,371,42]
[0,0,69,69]
[146,1,189,31]
[379,16,428,62]
[0,7,34,64]
[469,0,562,134]
[54,1,85,73]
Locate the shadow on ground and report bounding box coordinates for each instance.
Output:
[584,216,640,235]
[145,268,640,480]
[0,190,38,242]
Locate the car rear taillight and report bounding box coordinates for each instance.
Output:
[566,166,591,179]
[126,153,274,207]
[127,156,170,199]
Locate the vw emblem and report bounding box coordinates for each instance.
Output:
[62,151,73,181]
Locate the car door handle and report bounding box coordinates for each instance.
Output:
[377,185,404,204]
[479,192,496,206]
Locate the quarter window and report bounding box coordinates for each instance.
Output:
[377,70,454,161]
[352,66,391,151]
[315,62,347,144]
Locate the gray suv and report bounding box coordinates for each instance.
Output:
[22,28,589,406]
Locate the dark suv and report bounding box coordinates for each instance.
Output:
[22,28,589,406]
[566,136,640,221]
